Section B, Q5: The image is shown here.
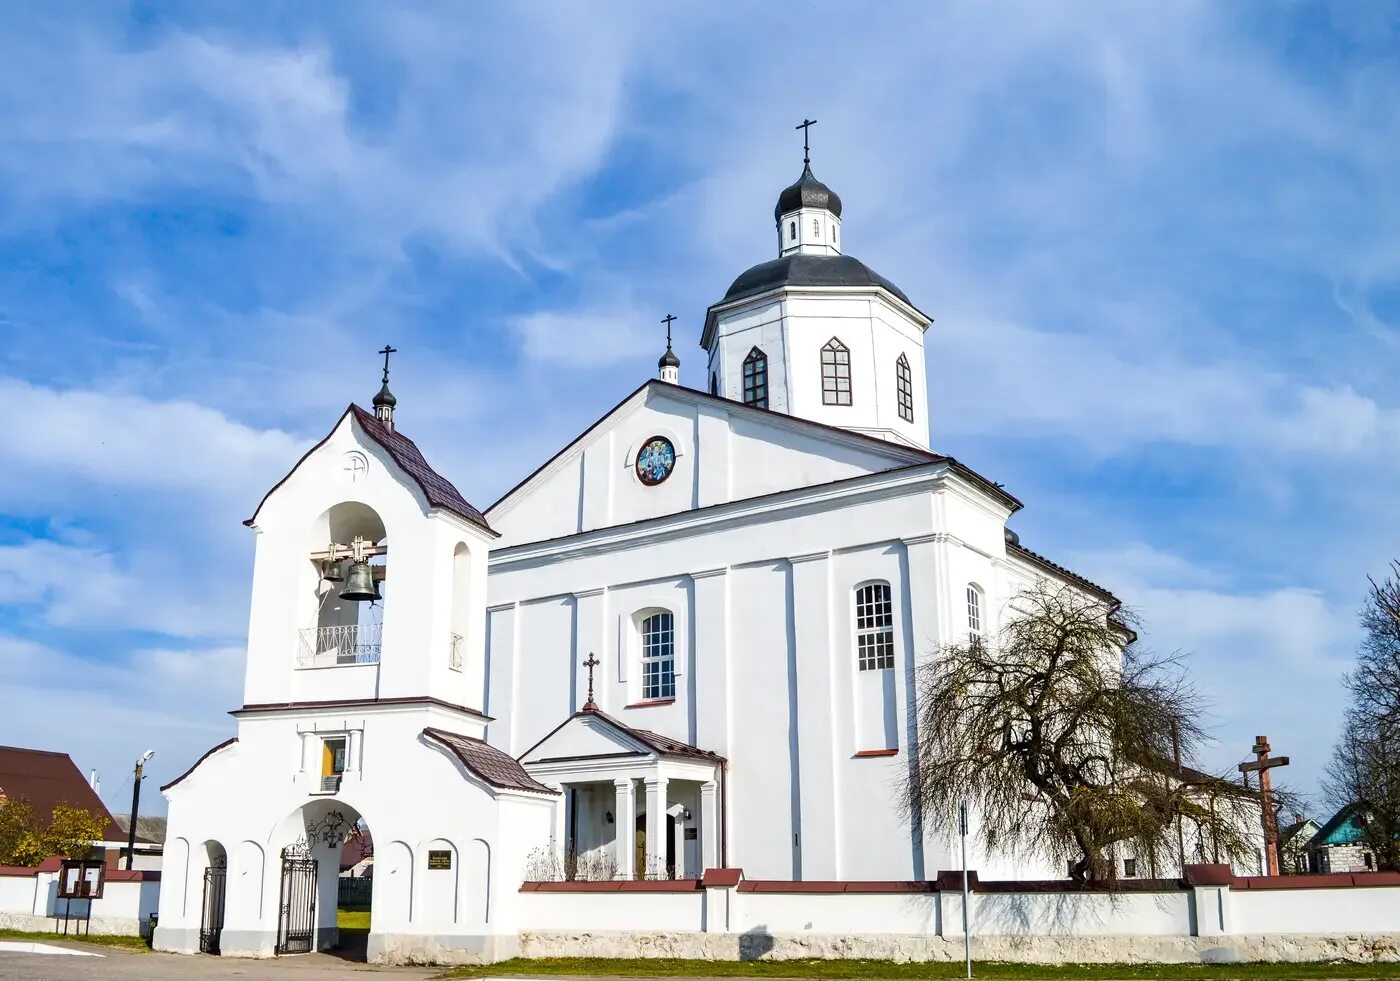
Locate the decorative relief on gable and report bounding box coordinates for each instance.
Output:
[343,451,370,483]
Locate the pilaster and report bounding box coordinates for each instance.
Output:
[789,550,840,878]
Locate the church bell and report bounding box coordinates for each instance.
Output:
[339,561,380,602]
[321,559,345,583]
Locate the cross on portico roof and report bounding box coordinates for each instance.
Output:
[582,652,600,712]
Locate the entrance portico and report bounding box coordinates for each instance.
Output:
[520,709,722,879]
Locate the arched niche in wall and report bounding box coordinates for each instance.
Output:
[231,840,265,921]
[449,542,472,672]
[466,838,491,926]
[166,837,190,919]
[419,838,459,925]
[375,840,413,928]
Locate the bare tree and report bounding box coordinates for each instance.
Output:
[1324,562,1400,871]
[906,580,1256,884]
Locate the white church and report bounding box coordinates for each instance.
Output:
[153,147,1121,963]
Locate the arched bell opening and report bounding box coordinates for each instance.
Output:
[302,502,388,668]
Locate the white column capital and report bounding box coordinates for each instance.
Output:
[614,777,634,790]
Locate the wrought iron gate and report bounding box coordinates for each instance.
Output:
[198,860,226,955]
[275,843,318,955]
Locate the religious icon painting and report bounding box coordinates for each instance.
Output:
[635,436,677,486]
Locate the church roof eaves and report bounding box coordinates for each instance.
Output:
[244,404,496,536]
[1005,540,1119,605]
[485,379,1013,520]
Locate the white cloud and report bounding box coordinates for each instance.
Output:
[0,378,301,498]
[0,636,244,817]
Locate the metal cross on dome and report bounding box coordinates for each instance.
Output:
[378,344,397,383]
[796,118,817,165]
[582,652,600,712]
[662,313,676,349]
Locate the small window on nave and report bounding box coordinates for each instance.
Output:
[821,337,852,406]
[742,347,768,409]
[896,353,914,423]
[855,582,894,671]
[966,585,983,644]
[640,611,676,701]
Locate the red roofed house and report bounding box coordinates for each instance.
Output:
[0,744,129,863]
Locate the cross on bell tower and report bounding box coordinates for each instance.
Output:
[373,344,398,430]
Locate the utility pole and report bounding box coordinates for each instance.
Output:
[1238,735,1288,876]
[125,751,154,871]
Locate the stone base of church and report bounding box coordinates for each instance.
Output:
[1,912,145,936]
[519,930,1400,965]
[368,930,519,965]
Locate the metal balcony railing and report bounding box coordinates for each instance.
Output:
[448,632,463,672]
[298,623,382,668]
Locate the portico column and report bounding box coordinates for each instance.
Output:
[700,780,719,870]
[613,779,636,880]
[644,773,668,879]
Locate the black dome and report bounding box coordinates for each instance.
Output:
[774,164,842,221]
[658,346,680,369]
[723,253,911,306]
[372,381,397,408]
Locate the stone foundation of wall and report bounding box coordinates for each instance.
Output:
[0,911,144,937]
[520,930,1400,964]
[368,931,520,966]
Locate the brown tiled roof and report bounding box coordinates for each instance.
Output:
[423,728,558,795]
[347,407,494,534]
[0,745,124,843]
[246,405,494,535]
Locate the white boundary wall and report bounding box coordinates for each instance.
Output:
[518,870,1400,964]
[0,867,159,936]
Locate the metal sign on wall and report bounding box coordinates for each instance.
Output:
[427,850,452,870]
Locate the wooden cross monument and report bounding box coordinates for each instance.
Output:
[1238,735,1289,876]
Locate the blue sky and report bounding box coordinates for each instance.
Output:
[1,2,1397,819]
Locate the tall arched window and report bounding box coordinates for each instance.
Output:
[896,354,914,423]
[821,337,852,406]
[640,611,675,700]
[966,585,983,645]
[855,582,894,671]
[742,347,768,408]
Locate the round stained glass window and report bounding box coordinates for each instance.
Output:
[635,436,677,486]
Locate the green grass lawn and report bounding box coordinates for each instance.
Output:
[337,907,371,930]
[0,927,149,952]
[437,957,1400,980]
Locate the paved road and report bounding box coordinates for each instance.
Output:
[0,941,442,979]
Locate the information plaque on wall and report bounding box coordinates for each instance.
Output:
[427,849,452,870]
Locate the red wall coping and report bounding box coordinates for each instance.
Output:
[520,865,1400,895]
[0,864,158,882]
[521,879,702,893]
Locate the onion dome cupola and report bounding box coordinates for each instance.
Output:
[657,313,681,384]
[701,121,934,452]
[373,344,398,430]
[776,120,843,258]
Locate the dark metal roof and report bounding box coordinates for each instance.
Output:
[423,728,558,795]
[517,707,726,766]
[0,745,126,842]
[1006,540,1118,604]
[722,253,912,307]
[775,163,842,221]
[658,347,680,369]
[372,381,397,409]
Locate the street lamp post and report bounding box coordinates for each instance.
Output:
[125,751,154,871]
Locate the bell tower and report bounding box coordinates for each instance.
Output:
[700,124,933,450]
[240,353,496,714]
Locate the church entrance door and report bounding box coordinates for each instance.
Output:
[274,843,318,955]
[635,813,677,878]
[198,860,226,954]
